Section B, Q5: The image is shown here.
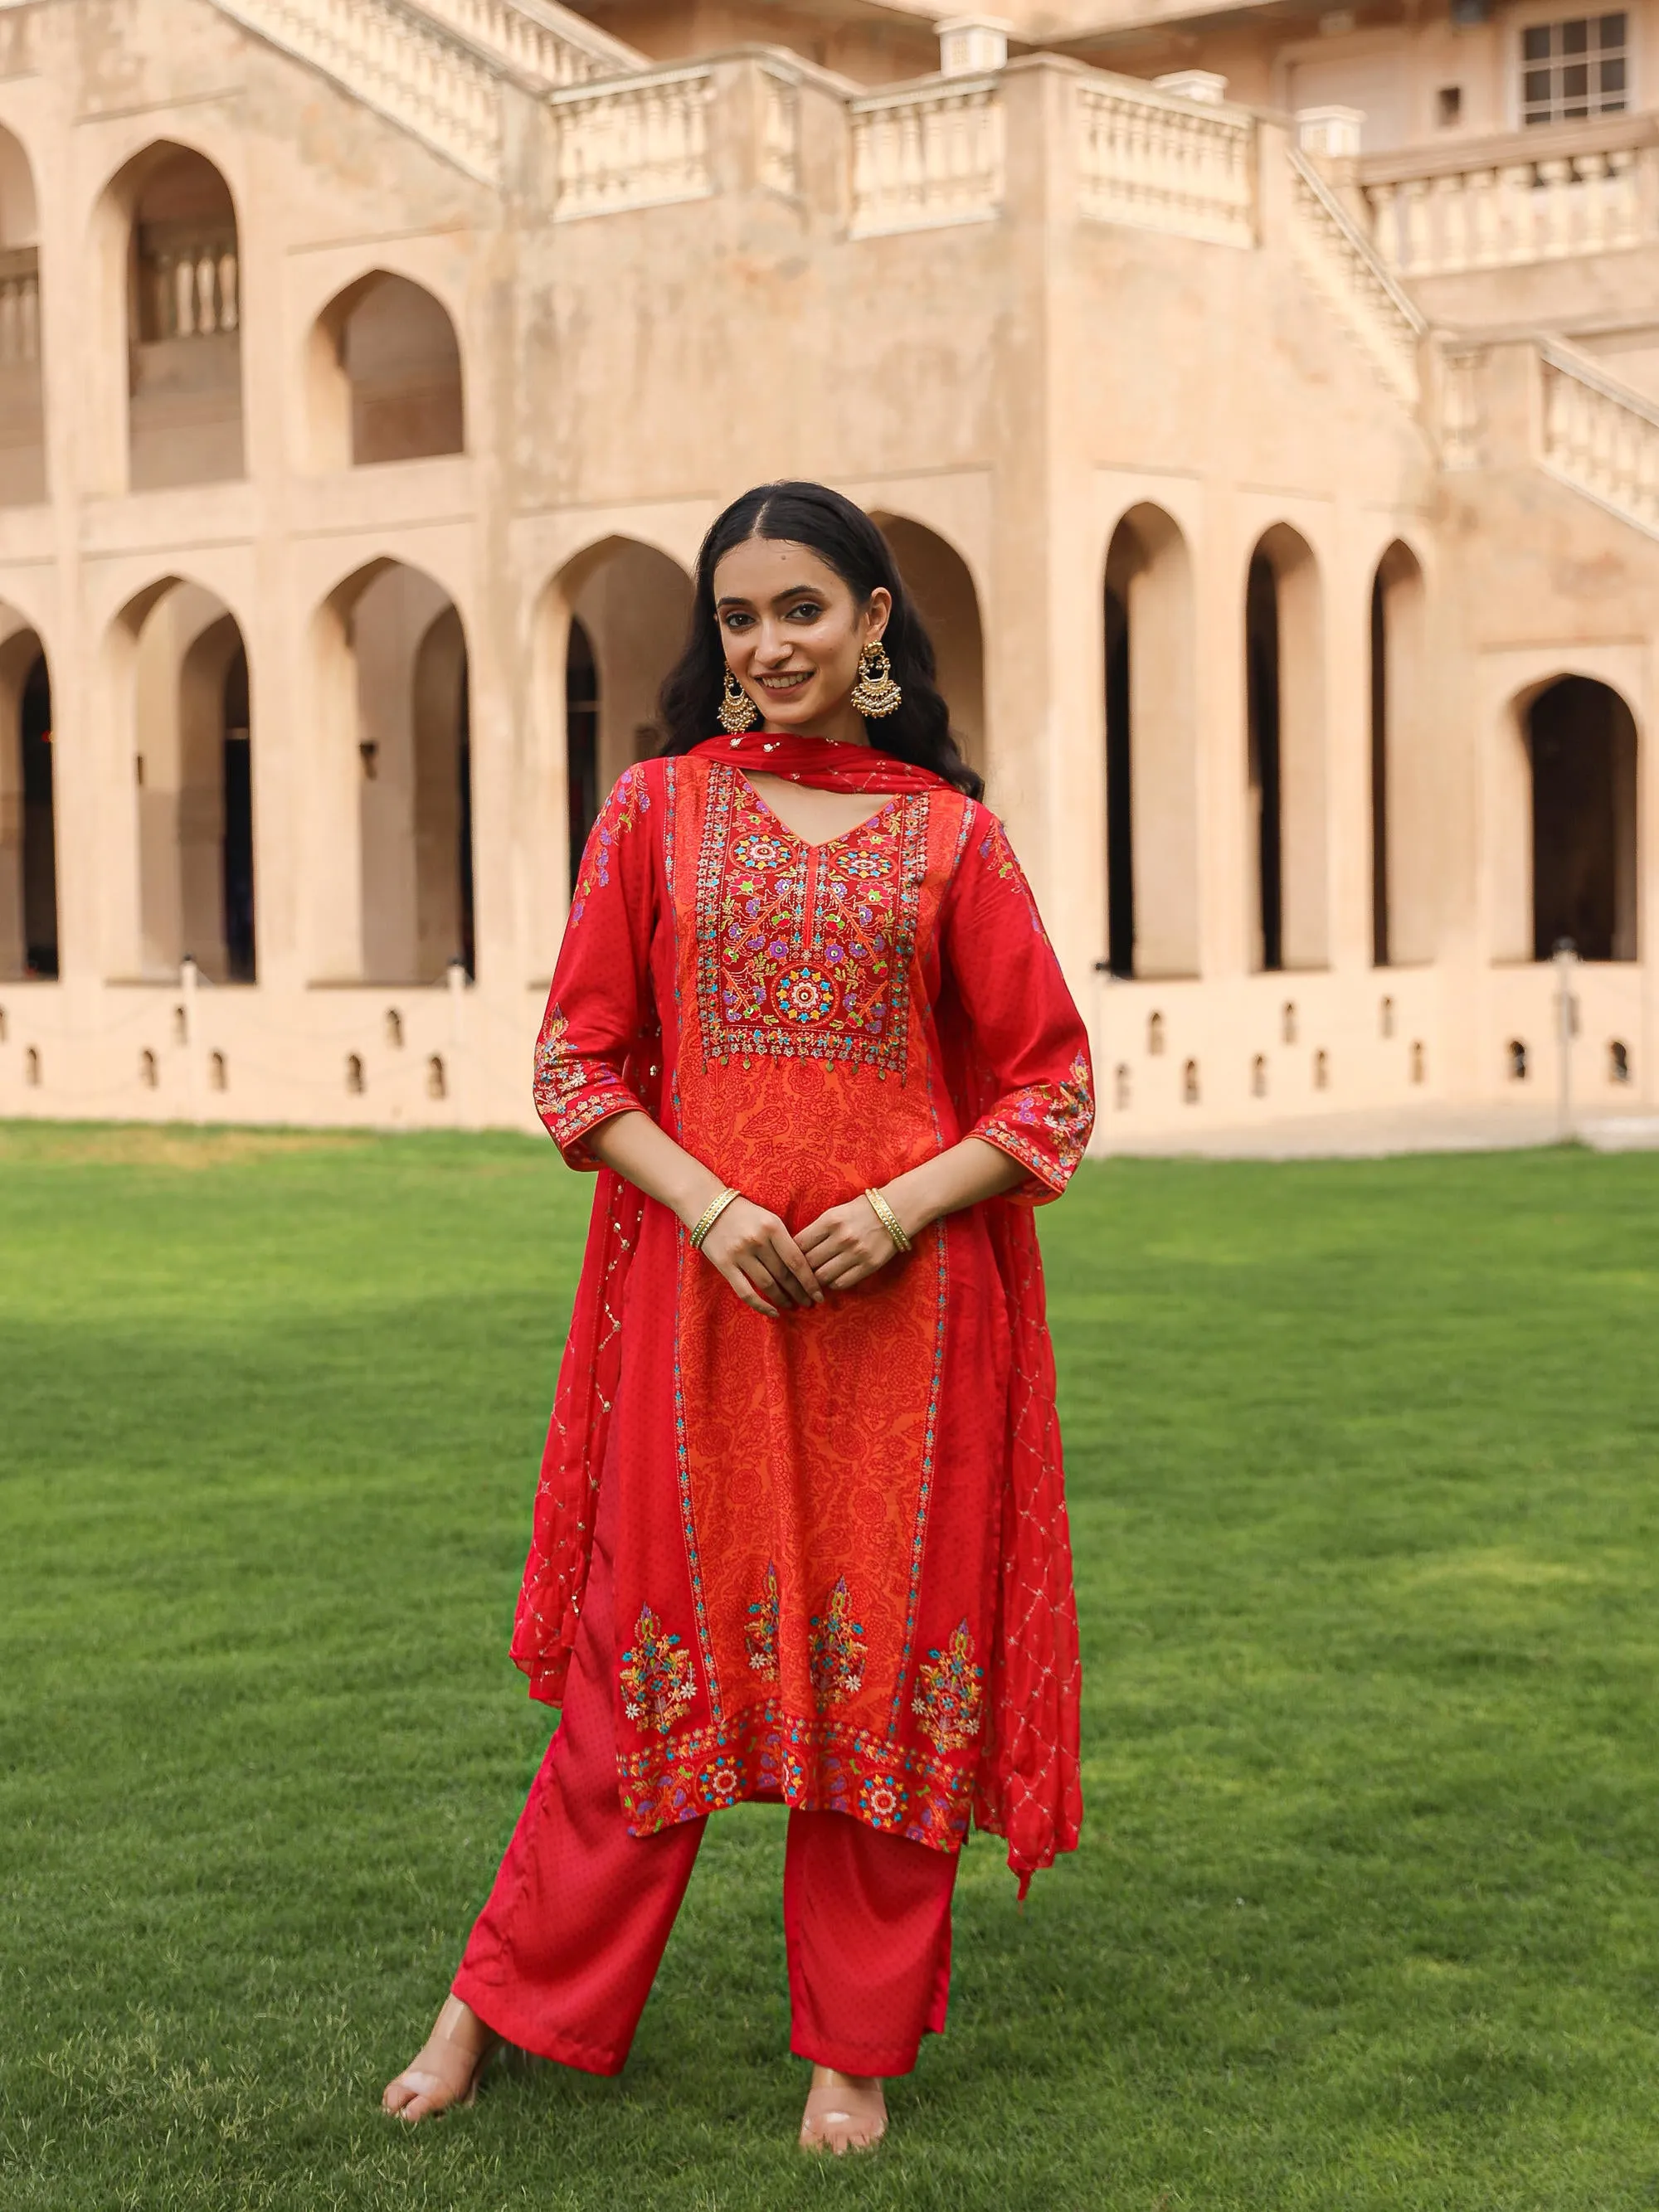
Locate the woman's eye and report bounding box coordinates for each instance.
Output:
[722,611,754,630]
[786,603,823,622]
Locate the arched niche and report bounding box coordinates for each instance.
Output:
[0,126,43,508]
[99,143,243,492]
[108,579,256,981]
[1245,525,1326,973]
[0,619,54,976]
[870,513,985,776]
[310,560,474,984]
[1103,504,1197,980]
[306,271,465,469]
[1501,676,1640,963]
[1370,541,1431,967]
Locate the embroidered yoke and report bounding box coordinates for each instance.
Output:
[514,751,1094,1888]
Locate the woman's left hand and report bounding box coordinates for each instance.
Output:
[797,1190,913,1291]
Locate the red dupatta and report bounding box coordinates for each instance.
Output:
[511,735,1082,1895]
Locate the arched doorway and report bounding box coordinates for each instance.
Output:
[1245,527,1326,972]
[557,537,693,858]
[0,126,44,507]
[118,146,243,491]
[565,615,599,894]
[307,271,464,468]
[870,515,985,777]
[1103,505,1196,980]
[0,623,54,976]
[313,561,474,983]
[114,581,256,981]
[1526,676,1637,960]
[1370,542,1428,966]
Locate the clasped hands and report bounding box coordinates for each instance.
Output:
[694,1188,908,1318]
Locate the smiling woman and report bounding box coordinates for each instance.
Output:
[384,483,1095,2157]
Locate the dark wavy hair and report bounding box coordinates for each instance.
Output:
[657,481,983,800]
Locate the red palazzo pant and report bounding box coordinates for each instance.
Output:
[452,1454,959,2079]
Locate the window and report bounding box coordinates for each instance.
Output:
[1520,13,1627,125]
[1437,85,1462,124]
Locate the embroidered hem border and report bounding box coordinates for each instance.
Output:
[615,1700,975,1853]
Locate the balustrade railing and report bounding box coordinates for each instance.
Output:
[1540,343,1659,539]
[212,0,504,181]
[1075,75,1253,247]
[849,79,1003,237]
[1360,123,1659,275]
[1287,146,1423,405]
[550,67,714,220]
[414,0,636,87]
[0,246,38,367]
[139,229,240,341]
[760,65,800,197]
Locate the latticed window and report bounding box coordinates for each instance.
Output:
[1520,12,1628,124]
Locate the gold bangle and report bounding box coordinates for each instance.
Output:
[864,1186,912,1254]
[689,1185,742,1251]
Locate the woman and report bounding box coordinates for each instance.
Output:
[383,482,1094,2154]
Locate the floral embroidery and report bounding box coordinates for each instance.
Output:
[858,1772,909,1831]
[533,1004,640,1159]
[619,1606,695,1734]
[808,1578,867,1707]
[745,1563,780,1680]
[693,765,927,1074]
[974,1052,1096,1194]
[977,814,1048,939]
[615,1701,974,1851]
[571,765,650,926]
[911,1621,985,1753]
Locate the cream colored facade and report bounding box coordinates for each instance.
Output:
[0,0,1655,1140]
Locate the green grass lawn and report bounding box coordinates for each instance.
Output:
[2,1123,1658,2210]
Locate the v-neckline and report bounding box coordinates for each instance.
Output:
[736,771,901,854]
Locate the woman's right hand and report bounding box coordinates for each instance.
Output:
[697,1197,823,1316]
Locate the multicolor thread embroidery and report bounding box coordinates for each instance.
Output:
[808,1578,867,1707]
[571,764,650,926]
[619,1606,695,1734]
[533,1004,640,1157]
[911,1621,985,1752]
[745,1562,781,1680]
[693,765,928,1074]
[975,1049,1096,1192]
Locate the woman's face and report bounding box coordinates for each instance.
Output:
[713,536,891,733]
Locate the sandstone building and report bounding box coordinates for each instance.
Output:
[0,0,1653,1139]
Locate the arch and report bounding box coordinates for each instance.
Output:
[0,124,43,508]
[109,579,256,981]
[98,143,243,492]
[0,623,55,976]
[306,271,465,469]
[1370,540,1430,967]
[1519,676,1639,962]
[530,539,693,946]
[869,513,985,776]
[1102,505,1197,979]
[1245,526,1326,972]
[309,559,474,984]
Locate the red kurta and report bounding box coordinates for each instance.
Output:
[514,742,1094,1890]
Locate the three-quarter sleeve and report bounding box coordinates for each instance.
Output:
[938,809,1095,1201]
[533,763,659,1169]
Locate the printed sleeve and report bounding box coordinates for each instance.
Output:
[938,809,1095,1202]
[533,764,658,1169]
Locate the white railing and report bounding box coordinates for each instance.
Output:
[760,65,799,197]
[1365,141,1659,276]
[550,67,714,220]
[849,80,1003,238]
[140,232,239,340]
[415,0,638,86]
[1076,76,1254,247]
[1540,343,1659,540]
[210,0,505,181]
[0,248,38,366]
[1287,146,1423,406]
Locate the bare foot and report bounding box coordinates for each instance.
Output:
[382,1995,500,2124]
[800,2064,887,2153]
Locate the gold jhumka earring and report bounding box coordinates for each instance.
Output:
[718,670,760,733]
[849,640,902,719]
